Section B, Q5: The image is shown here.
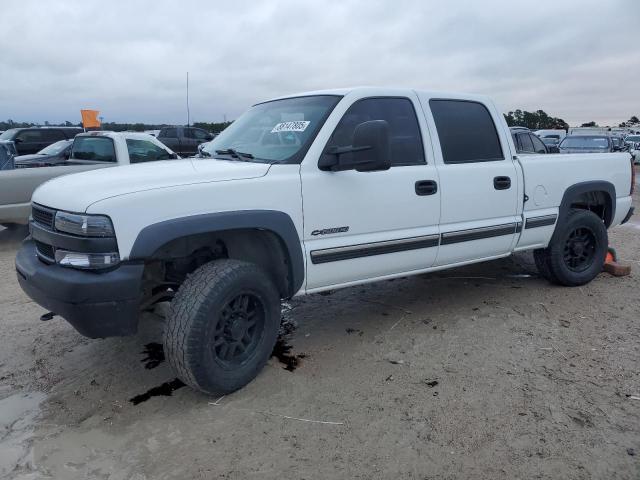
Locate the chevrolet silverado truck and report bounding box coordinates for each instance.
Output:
[0,131,178,226]
[15,87,635,396]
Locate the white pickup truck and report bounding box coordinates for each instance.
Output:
[0,131,178,226]
[16,87,635,396]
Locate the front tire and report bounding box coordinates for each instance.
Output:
[164,259,281,395]
[535,209,608,286]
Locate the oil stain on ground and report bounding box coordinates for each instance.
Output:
[272,306,307,371]
[271,338,307,372]
[141,342,165,369]
[129,379,185,405]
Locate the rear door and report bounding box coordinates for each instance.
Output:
[421,97,520,266]
[301,93,441,291]
[157,128,181,154]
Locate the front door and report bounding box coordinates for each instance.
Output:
[301,93,441,291]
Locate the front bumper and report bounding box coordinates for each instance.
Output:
[16,239,144,338]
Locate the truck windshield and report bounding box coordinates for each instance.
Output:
[201,95,341,163]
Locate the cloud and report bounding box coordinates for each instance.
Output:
[0,0,637,126]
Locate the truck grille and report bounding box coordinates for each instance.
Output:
[34,240,55,263]
[32,204,55,230]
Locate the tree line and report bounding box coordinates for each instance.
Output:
[0,119,233,134]
[2,113,639,134]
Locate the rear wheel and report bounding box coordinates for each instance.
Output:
[535,209,607,286]
[164,259,281,395]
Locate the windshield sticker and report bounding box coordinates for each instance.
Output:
[271,121,310,133]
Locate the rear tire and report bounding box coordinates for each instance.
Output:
[535,209,607,286]
[164,259,281,395]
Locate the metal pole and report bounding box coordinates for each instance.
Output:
[186,72,190,127]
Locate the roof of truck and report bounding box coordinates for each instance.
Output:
[264,86,492,104]
[75,131,159,141]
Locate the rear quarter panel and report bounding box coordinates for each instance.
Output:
[515,152,632,250]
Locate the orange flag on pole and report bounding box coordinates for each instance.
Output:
[80,109,101,129]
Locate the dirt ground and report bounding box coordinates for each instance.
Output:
[1,194,639,480]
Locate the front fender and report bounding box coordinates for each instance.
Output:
[129,210,305,295]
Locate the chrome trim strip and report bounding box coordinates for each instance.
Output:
[525,214,557,229]
[310,234,440,264]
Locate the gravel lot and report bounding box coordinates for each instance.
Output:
[1,192,639,480]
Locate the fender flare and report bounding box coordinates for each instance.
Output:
[129,210,305,295]
[556,180,616,230]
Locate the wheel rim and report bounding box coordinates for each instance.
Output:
[563,226,597,272]
[211,292,265,366]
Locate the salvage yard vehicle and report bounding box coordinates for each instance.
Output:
[510,127,549,154]
[14,139,73,168]
[558,135,616,154]
[15,87,635,396]
[156,126,215,156]
[0,131,178,226]
[0,127,82,155]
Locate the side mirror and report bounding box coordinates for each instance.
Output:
[169,152,179,159]
[319,120,391,172]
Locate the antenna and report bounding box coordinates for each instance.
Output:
[186,72,190,127]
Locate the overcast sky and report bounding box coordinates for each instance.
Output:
[1,0,638,126]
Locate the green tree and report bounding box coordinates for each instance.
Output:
[581,121,598,127]
[503,109,568,130]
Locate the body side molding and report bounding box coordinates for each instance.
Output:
[525,214,557,229]
[310,234,439,264]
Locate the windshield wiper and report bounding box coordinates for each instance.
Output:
[215,148,254,160]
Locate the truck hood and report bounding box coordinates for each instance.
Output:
[32,158,271,212]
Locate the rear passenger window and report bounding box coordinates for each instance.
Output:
[429,100,504,164]
[42,129,66,141]
[126,139,172,163]
[326,97,425,166]
[160,128,178,138]
[518,133,535,153]
[70,137,116,162]
[530,134,547,153]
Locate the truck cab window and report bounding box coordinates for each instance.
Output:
[70,137,116,162]
[126,139,172,163]
[429,99,504,164]
[325,97,425,166]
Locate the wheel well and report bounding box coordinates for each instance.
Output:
[568,190,613,226]
[140,229,293,304]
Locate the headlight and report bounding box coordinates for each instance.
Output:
[55,211,115,237]
[54,250,120,269]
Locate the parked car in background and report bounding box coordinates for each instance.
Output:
[0,131,178,226]
[534,129,566,142]
[157,126,214,156]
[14,139,73,168]
[558,135,615,153]
[510,127,548,154]
[625,135,640,164]
[0,140,17,171]
[610,136,628,152]
[540,137,560,153]
[0,127,83,155]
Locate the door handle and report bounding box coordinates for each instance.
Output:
[415,180,438,196]
[493,176,511,190]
